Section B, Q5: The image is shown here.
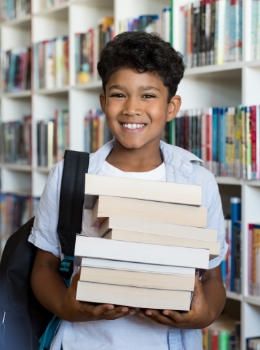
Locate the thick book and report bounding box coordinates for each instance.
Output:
[76,281,192,310]
[81,257,195,275]
[91,196,207,228]
[99,216,217,241]
[84,173,202,209]
[75,236,210,269]
[80,266,195,291]
[103,229,220,259]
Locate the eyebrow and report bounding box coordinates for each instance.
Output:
[108,85,160,92]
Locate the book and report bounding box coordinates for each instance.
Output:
[91,196,207,229]
[80,266,195,291]
[76,281,192,310]
[103,229,220,259]
[81,257,195,275]
[75,236,210,269]
[99,216,217,241]
[84,173,202,209]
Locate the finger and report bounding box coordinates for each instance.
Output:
[83,303,115,317]
[162,309,195,323]
[143,311,177,327]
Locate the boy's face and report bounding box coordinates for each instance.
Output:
[99,68,181,150]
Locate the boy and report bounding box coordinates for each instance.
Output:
[30,32,228,350]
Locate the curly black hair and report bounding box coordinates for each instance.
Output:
[97,31,185,102]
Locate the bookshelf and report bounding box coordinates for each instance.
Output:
[0,0,260,348]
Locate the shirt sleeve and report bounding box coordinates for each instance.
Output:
[206,173,228,269]
[28,161,64,258]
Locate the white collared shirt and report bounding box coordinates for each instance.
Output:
[29,141,228,350]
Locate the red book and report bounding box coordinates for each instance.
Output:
[250,106,257,179]
[211,330,219,350]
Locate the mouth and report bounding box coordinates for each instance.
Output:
[120,123,146,130]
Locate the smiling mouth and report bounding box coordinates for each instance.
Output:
[120,123,146,130]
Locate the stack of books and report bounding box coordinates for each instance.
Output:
[75,174,220,310]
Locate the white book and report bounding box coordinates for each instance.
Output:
[75,236,210,269]
[81,257,195,275]
[84,173,202,209]
[80,266,195,291]
[99,216,217,241]
[92,196,207,229]
[76,281,192,311]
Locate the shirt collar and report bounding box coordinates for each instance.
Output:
[88,140,202,175]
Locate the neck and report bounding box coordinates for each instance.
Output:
[106,139,162,172]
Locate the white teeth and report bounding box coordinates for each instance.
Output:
[122,123,145,130]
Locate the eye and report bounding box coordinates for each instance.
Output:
[142,94,156,99]
[110,93,125,98]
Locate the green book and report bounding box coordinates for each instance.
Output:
[218,330,230,350]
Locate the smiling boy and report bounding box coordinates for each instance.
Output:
[30,32,228,350]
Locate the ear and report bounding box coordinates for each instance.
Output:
[99,93,106,113]
[166,95,182,122]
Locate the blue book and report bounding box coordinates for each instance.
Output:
[230,197,241,292]
[212,107,219,175]
[218,107,227,176]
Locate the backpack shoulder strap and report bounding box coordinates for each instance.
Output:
[57,150,89,275]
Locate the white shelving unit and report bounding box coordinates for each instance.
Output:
[0,0,260,348]
[173,0,260,347]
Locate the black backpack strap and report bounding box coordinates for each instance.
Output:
[57,150,89,279]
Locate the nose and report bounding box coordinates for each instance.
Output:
[122,97,142,117]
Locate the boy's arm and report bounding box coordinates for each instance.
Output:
[140,265,226,329]
[31,248,135,322]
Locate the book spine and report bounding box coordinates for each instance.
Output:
[245,106,252,180]
[248,224,254,296]
[251,106,257,179]
[230,197,241,292]
[206,107,213,172]
[212,107,218,175]
[235,106,242,178]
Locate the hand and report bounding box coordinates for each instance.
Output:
[59,269,136,322]
[139,274,214,329]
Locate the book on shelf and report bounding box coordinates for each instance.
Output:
[34,36,69,90]
[118,7,171,42]
[0,192,31,254]
[176,105,260,180]
[248,223,260,297]
[80,266,195,291]
[1,47,31,93]
[251,0,260,61]
[202,315,240,350]
[75,17,114,84]
[84,173,202,209]
[84,109,113,153]
[221,196,241,294]
[75,236,210,269]
[179,0,242,68]
[91,195,207,228]
[99,216,217,241]
[246,336,260,350]
[103,229,220,259]
[0,116,31,165]
[76,281,192,311]
[46,0,68,9]
[0,0,30,22]
[36,109,69,168]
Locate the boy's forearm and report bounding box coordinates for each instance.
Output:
[31,250,68,319]
[201,268,226,325]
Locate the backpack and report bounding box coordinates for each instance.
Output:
[0,150,89,350]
